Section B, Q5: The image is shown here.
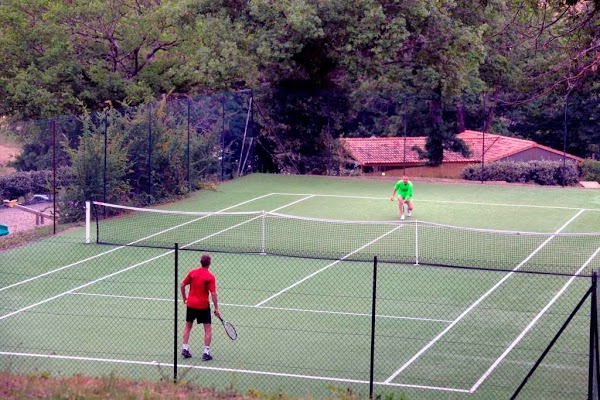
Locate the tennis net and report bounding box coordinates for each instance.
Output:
[88,201,600,276]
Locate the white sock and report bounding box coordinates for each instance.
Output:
[204,346,210,354]
[183,344,189,350]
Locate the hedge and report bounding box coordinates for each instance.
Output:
[580,159,600,182]
[462,160,579,185]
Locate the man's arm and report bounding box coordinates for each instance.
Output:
[211,291,220,317]
[180,282,187,303]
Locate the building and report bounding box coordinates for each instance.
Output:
[339,130,583,178]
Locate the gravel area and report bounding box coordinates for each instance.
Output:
[0,202,56,234]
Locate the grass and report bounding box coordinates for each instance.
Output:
[0,371,401,400]
[0,371,246,400]
[0,223,80,251]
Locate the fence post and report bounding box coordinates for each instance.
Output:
[174,243,179,383]
[221,93,225,181]
[589,270,598,399]
[403,96,407,176]
[52,119,57,234]
[187,98,191,193]
[369,256,378,399]
[562,94,569,188]
[103,112,108,206]
[148,104,153,199]
[481,93,486,184]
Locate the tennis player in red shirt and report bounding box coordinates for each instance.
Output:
[180,254,220,361]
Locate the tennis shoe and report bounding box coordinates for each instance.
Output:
[407,209,411,216]
[202,353,213,361]
[400,215,405,220]
[181,349,192,359]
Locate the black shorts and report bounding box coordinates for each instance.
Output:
[186,306,212,324]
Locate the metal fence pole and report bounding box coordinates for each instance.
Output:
[403,96,407,176]
[174,243,179,382]
[52,119,57,234]
[369,256,378,399]
[481,93,486,184]
[562,95,569,187]
[104,112,108,206]
[221,93,225,181]
[187,99,191,193]
[588,271,598,399]
[148,104,153,199]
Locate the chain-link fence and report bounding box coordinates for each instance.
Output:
[2,89,598,235]
[1,236,598,399]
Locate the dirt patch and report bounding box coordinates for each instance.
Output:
[0,202,55,234]
[0,141,21,174]
[0,371,245,400]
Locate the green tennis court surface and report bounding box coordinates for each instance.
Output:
[1,174,599,399]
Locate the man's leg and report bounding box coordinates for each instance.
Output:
[182,321,193,358]
[398,198,406,219]
[202,323,213,360]
[407,200,413,216]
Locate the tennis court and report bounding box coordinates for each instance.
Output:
[1,174,600,399]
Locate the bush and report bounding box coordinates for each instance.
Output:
[580,159,600,182]
[0,167,74,201]
[461,160,579,186]
[529,160,558,185]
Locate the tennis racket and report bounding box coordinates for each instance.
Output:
[215,313,237,340]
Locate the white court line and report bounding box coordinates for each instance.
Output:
[0,195,315,320]
[0,351,470,393]
[470,245,600,393]
[0,194,276,293]
[0,252,170,321]
[270,192,600,211]
[254,224,404,307]
[70,293,454,323]
[383,209,586,384]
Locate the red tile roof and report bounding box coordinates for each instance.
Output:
[339,130,582,166]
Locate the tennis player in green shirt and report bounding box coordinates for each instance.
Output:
[390,176,414,220]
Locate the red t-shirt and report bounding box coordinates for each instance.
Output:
[182,267,216,309]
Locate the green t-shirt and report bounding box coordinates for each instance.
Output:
[394,181,413,198]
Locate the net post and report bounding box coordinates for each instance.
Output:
[414,220,419,265]
[85,201,91,244]
[369,256,378,399]
[261,211,266,255]
[174,243,179,383]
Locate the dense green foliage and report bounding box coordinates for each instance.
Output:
[1,0,598,181]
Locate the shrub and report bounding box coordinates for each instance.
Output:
[580,159,600,182]
[529,160,558,185]
[462,160,579,186]
[0,167,75,202]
